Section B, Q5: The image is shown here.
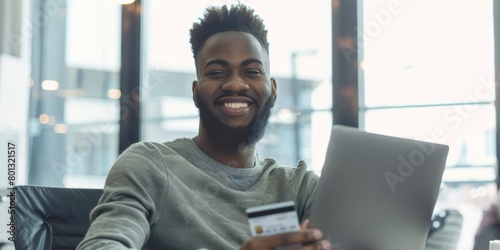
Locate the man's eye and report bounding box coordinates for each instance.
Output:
[207,71,226,77]
[245,70,262,75]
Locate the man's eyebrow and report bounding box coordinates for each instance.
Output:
[204,58,264,69]
[241,58,263,67]
[204,59,229,68]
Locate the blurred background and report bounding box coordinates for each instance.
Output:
[0,0,496,249]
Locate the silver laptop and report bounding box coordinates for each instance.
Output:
[308,125,449,250]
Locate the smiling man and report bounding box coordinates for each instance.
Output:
[192,30,276,168]
[77,4,330,250]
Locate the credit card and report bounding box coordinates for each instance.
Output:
[246,200,300,237]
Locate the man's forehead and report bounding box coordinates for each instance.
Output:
[197,31,268,65]
[204,31,258,45]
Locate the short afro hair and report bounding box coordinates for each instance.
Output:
[189,3,269,63]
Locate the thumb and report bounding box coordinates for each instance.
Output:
[300,219,310,230]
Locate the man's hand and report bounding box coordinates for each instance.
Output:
[240,219,331,250]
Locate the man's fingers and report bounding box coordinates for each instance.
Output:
[298,240,331,250]
[240,229,331,250]
[260,229,323,247]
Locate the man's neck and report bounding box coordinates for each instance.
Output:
[194,131,256,168]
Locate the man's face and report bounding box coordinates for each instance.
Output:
[192,31,277,147]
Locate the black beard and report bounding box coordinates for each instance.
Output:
[196,92,274,149]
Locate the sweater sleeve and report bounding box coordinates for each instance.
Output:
[77,142,168,250]
[295,160,320,222]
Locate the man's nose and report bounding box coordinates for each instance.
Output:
[221,74,249,93]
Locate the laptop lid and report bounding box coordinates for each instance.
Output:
[308,125,449,250]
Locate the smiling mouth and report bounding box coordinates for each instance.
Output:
[224,102,249,109]
[219,101,252,115]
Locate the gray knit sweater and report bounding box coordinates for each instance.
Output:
[77,138,319,250]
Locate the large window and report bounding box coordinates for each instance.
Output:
[361,0,496,249]
[27,0,122,187]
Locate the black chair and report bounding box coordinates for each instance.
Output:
[14,185,102,250]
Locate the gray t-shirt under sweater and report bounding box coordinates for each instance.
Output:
[77,138,319,250]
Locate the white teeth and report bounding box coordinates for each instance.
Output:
[224,102,248,109]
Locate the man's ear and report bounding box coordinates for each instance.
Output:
[192,80,199,108]
[270,77,277,106]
